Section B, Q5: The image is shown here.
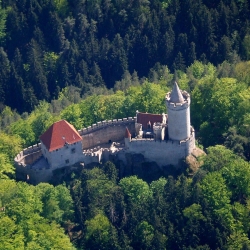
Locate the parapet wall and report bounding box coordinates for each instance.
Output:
[14,143,42,166]
[127,132,195,167]
[78,117,136,149]
[14,117,136,167]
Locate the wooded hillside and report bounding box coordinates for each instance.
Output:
[0,0,250,113]
[1,0,250,249]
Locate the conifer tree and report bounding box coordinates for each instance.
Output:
[27,39,50,100]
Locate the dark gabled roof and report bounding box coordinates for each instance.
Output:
[40,120,82,152]
[137,112,163,129]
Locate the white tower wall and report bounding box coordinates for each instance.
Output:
[166,83,191,141]
[167,104,190,141]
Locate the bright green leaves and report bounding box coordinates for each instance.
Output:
[85,213,118,249]
[0,132,21,180]
[58,81,167,129]
[9,119,36,148]
[35,183,74,224]
[119,176,152,204]
[191,76,245,147]
[85,213,110,241]
[221,161,250,200]
[183,204,205,222]
[43,52,59,74]
[31,101,55,140]
[199,172,231,211]
[61,103,83,129]
[150,177,167,195]
[0,216,24,250]
[0,133,22,162]
[0,153,14,179]
[199,172,234,229]
[122,82,167,117]
[0,179,74,249]
[135,221,154,249]
[202,145,238,172]
[199,145,250,239]
[9,101,57,147]
[202,145,250,201]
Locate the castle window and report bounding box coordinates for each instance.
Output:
[65,159,69,164]
[71,148,76,153]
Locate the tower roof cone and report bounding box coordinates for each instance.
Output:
[170,82,184,103]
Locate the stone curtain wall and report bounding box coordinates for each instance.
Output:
[14,143,42,165]
[15,118,136,167]
[127,132,195,167]
[79,118,136,149]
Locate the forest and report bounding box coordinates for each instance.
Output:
[0,0,250,113]
[1,60,250,249]
[1,0,250,249]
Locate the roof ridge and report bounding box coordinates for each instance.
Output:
[40,120,82,152]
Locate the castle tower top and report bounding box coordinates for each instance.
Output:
[165,82,191,141]
[169,82,184,103]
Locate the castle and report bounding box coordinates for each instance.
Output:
[15,82,196,184]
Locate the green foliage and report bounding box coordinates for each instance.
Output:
[31,102,55,139]
[183,203,205,221]
[191,76,245,147]
[135,221,154,249]
[150,177,167,195]
[60,103,83,129]
[119,176,152,204]
[43,52,59,73]
[0,179,75,249]
[35,183,74,224]
[199,172,234,229]
[0,153,14,179]
[243,34,250,60]
[9,120,36,147]
[85,213,118,250]
[103,161,118,183]
[0,4,6,43]
[0,132,22,162]
[0,216,24,250]
[0,0,250,114]
[202,145,239,172]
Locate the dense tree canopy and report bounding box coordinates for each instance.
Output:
[1,0,250,247]
[1,60,250,247]
[0,0,249,113]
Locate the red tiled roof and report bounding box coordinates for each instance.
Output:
[137,112,163,129]
[40,120,82,152]
[125,127,131,138]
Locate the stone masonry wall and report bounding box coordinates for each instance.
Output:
[14,143,42,165]
[126,132,195,167]
[78,118,136,149]
[14,118,136,170]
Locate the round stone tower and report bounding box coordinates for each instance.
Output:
[166,82,191,141]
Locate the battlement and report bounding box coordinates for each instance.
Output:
[83,146,102,157]
[78,117,136,136]
[166,95,190,111]
[15,117,136,168]
[165,88,190,109]
[14,143,42,165]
